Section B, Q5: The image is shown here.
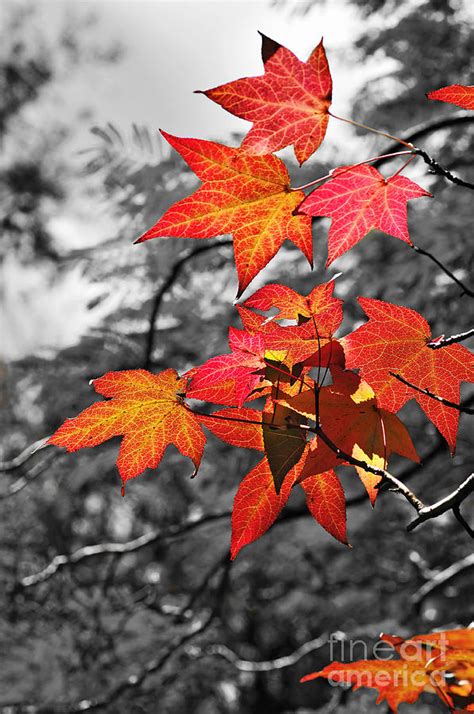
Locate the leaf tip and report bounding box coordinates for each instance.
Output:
[258,31,281,64]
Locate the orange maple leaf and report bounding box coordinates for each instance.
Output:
[302,627,474,712]
[198,32,332,165]
[137,132,312,296]
[301,660,430,711]
[49,369,206,485]
[299,164,431,265]
[279,367,419,504]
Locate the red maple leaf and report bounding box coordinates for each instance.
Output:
[427,84,474,110]
[198,33,332,165]
[236,304,337,367]
[299,164,431,265]
[242,279,343,334]
[342,298,474,450]
[231,455,347,557]
[186,328,269,406]
[137,132,312,296]
[48,369,206,485]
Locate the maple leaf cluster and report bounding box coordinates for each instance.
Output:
[49,281,473,557]
[302,627,474,712]
[49,34,474,559]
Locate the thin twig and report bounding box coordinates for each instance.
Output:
[410,245,474,298]
[328,110,414,148]
[144,240,233,369]
[2,561,232,714]
[413,146,474,190]
[411,552,474,610]
[428,327,474,349]
[191,633,328,672]
[390,373,474,414]
[291,150,413,191]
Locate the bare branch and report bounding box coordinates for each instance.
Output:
[144,240,233,369]
[0,437,50,472]
[0,454,57,500]
[11,418,465,594]
[407,474,474,534]
[428,327,474,349]
[410,245,474,298]
[413,146,474,190]
[373,111,474,190]
[390,373,474,414]
[2,561,232,714]
[190,633,327,672]
[12,512,228,592]
[411,552,474,610]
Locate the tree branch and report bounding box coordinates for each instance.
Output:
[0,436,50,471]
[0,454,57,500]
[190,632,328,672]
[11,399,473,594]
[314,425,425,513]
[11,512,227,592]
[144,240,233,369]
[407,474,474,533]
[2,561,232,714]
[413,146,474,190]
[390,373,474,414]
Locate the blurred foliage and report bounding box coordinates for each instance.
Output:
[0,1,473,713]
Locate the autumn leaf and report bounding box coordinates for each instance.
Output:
[202,406,348,549]
[243,279,343,333]
[342,298,474,450]
[48,369,206,485]
[230,455,298,559]
[301,660,430,712]
[137,132,312,296]
[198,33,332,165]
[303,627,474,712]
[381,628,474,662]
[300,469,348,544]
[280,367,419,503]
[262,401,307,493]
[198,407,264,450]
[299,164,431,265]
[236,305,336,367]
[427,84,474,110]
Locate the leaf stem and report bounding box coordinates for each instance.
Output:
[388,154,417,179]
[328,110,415,148]
[291,150,414,191]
